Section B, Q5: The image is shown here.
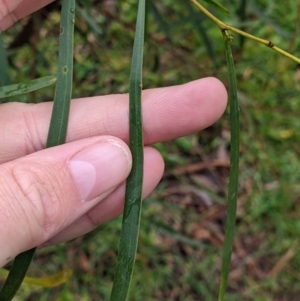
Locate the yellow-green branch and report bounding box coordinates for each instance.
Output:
[190,0,300,64]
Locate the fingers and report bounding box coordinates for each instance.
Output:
[0,77,226,260]
[0,78,227,163]
[43,147,164,245]
[0,136,132,267]
[0,0,54,31]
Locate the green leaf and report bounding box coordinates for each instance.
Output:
[110,0,146,300]
[0,249,35,301]
[76,4,103,36]
[0,1,75,300]
[47,0,75,147]
[0,76,56,99]
[201,0,230,14]
[217,30,240,301]
[0,33,9,103]
[0,34,9,86]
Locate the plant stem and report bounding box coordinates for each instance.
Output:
[190,0,300,64]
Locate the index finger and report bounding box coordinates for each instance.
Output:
[0,77,227,164]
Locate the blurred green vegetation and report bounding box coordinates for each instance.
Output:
[1,0,300,300]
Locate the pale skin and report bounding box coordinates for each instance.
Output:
[0,0,227,267]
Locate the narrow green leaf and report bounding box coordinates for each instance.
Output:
[110,1,146,300]
[0,76,57,99]
[201,0,230,14]
[47,0,75,147]
[0,1,75,300]
[76,4,103,36]
[0,33,10,103]
[217,30,239,301]
[0,34,9,87]
[0,249,35,301]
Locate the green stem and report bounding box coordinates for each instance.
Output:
[190,0,300,64]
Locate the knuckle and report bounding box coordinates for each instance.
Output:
[21,107,45,154]
[11,160,67,241]
[0,0,10,20]
[0,0,19,30]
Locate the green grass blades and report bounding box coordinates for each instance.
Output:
[0,76,57,99]
[47,0,75,147]
[217,30,240,301]
[110,0,146,300]
[0,1,75,300]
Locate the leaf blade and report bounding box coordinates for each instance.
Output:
[217,30,240,301]
[0,248,35,301]
[46,0,75,147]
[0,76,57,99]
[0,1,75,300]
[110,0,146,300]
[0,33,9,104]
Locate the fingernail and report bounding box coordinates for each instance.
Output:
[69,141,131,201]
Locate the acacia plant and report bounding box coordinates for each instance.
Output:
[0,0,299,300]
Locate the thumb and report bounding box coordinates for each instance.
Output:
[0,136,132,267]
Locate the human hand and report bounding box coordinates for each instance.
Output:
[0,0,55,31]
[0,1,227,267]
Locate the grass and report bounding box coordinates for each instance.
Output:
[1,0,300,300]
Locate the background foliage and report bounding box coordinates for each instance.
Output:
[1,0,300,300]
